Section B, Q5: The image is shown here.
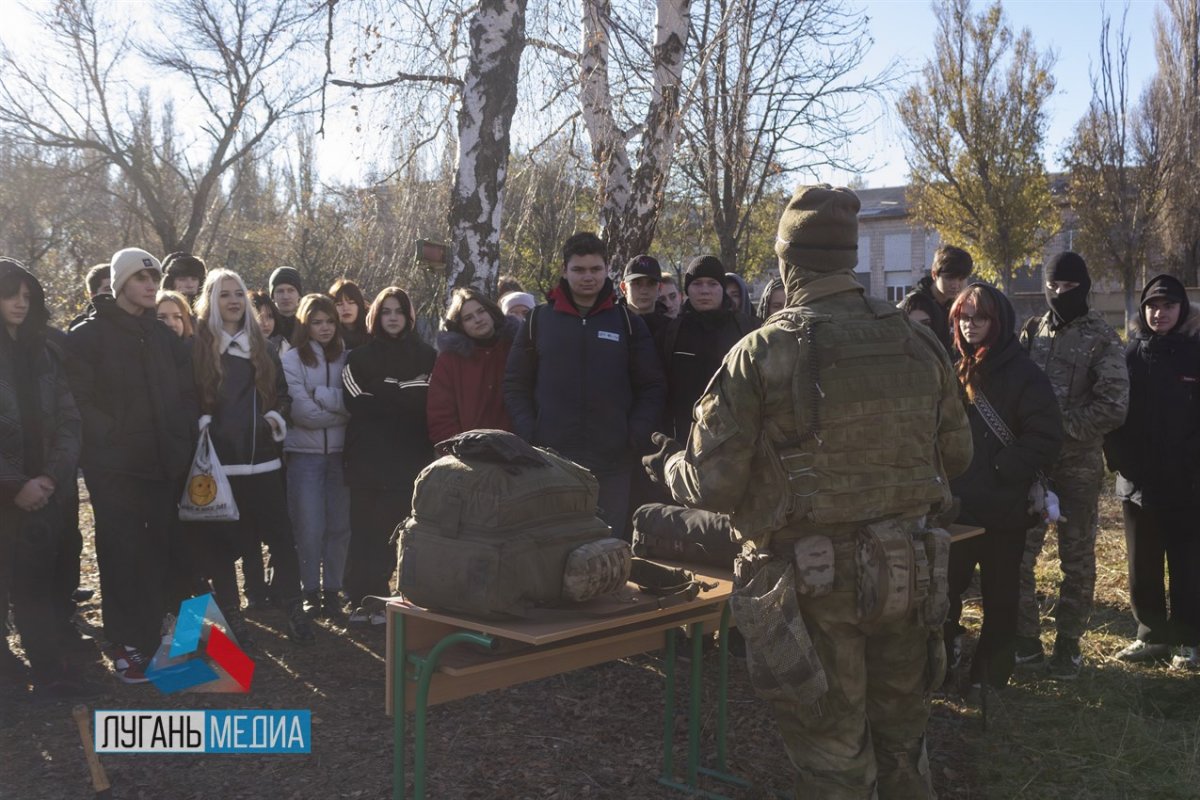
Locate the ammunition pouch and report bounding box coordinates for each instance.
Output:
[729,552,828,706]
[919,527,952,629]
[855,520,918,625]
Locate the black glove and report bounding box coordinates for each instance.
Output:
[642,432,684,485]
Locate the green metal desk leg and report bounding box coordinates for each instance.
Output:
[661,626,677,782]
[393,612,407,800]
[697,604,749,790]
[687,620,704,788]
[409,631,494,800]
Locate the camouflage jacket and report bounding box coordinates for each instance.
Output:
[663,275,973,545]
[1020,309,1128,451]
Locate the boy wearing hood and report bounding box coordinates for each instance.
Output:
[65,248,197,683]
[1015,252,1129,678]
[648,185,973,798]
[504,232,666,541]
[0,258,86,696]
[1104,275,1200,670]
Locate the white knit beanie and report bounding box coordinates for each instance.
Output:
[499,291,536,316]
[110,248,162,297]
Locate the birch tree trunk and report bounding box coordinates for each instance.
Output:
[580,0,690,268]
[445,0,529,297]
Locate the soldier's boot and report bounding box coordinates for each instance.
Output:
[1014,635,1045,667]
[1047,636,1082,680]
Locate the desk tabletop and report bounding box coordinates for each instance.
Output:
[388,561,733,647]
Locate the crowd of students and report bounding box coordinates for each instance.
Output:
[898,246,1198,700]
[1,230,1196,702]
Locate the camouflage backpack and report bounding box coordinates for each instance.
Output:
[397,430,631,619]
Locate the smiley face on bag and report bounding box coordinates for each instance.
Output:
[188,473,218,507]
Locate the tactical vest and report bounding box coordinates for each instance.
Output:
[742,295,952,541]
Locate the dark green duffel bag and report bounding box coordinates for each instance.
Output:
[397,430,630,619]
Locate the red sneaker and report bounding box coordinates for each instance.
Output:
[107,645,150,684]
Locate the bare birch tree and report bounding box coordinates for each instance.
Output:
[0,0,321,254]
[331,0,528,300]
[579,0,690,268]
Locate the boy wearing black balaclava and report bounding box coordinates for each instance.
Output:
[1104,274,1200,670]
[1015,251,1130,679]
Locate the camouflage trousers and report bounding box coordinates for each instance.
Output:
[1016,447,1105,641]
[768,545,937,800]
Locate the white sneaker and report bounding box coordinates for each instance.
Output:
[1115,640,1170,663]
[1171,645,1199,671]
[348,607,386,627]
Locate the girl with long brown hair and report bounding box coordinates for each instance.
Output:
[943,283,1061,698]
[156,290,194,338]
[330,278,369,350]
[192,269,315,646]
[341,287,435,624]
[282,294,352,620]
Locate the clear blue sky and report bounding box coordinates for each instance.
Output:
[832,0,1161,189]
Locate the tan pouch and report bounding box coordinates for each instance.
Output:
[791,534,835,598]
[561,538,632,603]
[919,527,952,629]
[856,520,916,624]
[728,554,828,706]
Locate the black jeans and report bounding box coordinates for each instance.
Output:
[57,478,83,621]
[345,485,412,607]
[1122,501,1200,645]
[8,500,75,677]
[946,525,1026,687]
[201,471,302,613]
[83,470,177,656]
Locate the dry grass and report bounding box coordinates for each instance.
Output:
[1,484,1197,797]
[944,493,1200,799]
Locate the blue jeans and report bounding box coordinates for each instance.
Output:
[287,452,352,593]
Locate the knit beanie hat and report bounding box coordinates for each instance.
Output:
[161,252,207,281]
[684,255,726,293]
[624,255,662,281]
[499,291,536,316]
[269,266,303,296]
[774,184,860,273]
[110,248,162,297]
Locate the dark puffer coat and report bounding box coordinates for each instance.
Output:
[950,284,1063,534]
[504,278,666,474]
[658,304,759,440]
[1105,275,1200,510]
[0,261,81,501]
[342,330,437,489]
[65,294,196,481]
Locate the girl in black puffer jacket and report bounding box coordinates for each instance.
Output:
[1104,274,1200,668]
[945,283,1063,691]
[341,287,436,622]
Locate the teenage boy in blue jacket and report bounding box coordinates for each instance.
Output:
[504,232,666,540]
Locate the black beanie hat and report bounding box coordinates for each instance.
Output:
[269,266,303,296]
[161,251,207,281]
[684,255,726,293]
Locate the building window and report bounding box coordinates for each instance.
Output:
[886,284,913,303]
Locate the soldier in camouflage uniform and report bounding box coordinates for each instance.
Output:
[1016,252,1129,679]
[644,185,972,799]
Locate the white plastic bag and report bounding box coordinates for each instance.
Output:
[178,426,239,522]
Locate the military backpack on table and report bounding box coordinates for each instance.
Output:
[397,429,631,619]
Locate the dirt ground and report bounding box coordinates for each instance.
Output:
[0,487,1187,799]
